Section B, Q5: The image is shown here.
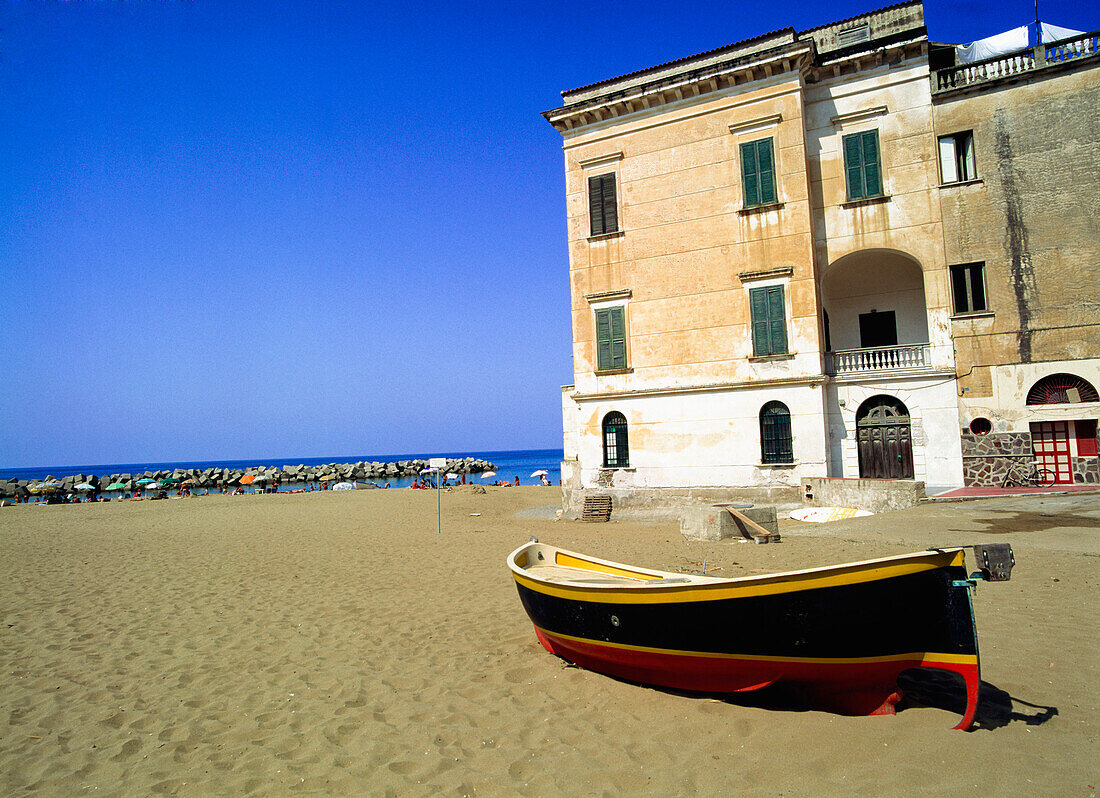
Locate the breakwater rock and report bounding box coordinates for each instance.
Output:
[0,457,497,496]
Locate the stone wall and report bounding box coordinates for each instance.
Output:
[961,431,1033,486]
[1072,457,1100,485]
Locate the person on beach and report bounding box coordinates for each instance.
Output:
[540,474,550,486]
[513,476,519,486]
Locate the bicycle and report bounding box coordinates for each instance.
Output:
[1001,458,1057,488]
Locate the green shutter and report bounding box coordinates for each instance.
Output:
[601,175,618,234]
[843,133,864,200]
[609,306,626,368]
[595,306,626,370]
[758,139,776,205]
[588,176,604,235]
[595,308,612,370]
[588,174,618,235]
[767,285,787,354]
[741,142,760,207]
[741,138,777,208]
[861,130,881,197]
[750,285,787,356]
[750,287,769,356]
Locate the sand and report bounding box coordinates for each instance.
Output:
[1,487,1097,796]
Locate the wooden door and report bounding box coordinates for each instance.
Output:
[1031,421,1073,484]
[857,397,914,479]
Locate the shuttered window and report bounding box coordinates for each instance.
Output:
[595,306,627,371]
[749,286,788,356]
[588,173,619,236]
[760,401,794,464]
[842,130,882,200]
[938,131,976,183]
[740,137,777,208]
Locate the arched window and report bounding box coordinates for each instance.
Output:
[602,412,629,468]
[760,401,793,464]
[1026,373,1099,405]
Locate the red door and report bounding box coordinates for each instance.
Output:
[1031,421,1073,484]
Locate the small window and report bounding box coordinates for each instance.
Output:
[595,306,627,371]
[588,173,618,236]
[950,262,987,314]
[938,131,976,183]
[749,285,788,356]
[969,417,992,435]
[760,401,794,464]
[602,412,629,468]
[842,130,882,200]
[740,137,777,208]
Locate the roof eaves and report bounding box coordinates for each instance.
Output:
[561,26,796,98]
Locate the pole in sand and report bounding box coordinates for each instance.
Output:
[429,457,446,534]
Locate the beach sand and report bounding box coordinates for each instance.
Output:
[1,487,1096,795]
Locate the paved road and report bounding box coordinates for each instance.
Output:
[780,491,1100,555]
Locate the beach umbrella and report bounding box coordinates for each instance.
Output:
[239,474,256,485]
[332,481,355,490]
[136,478,155,485]
[106,482,128,491]
[160,477,179,485]
[74,482,96,491]
[144,482,162,490]
[29,482,59,493]
[446,473,460,479]
[250,475,268,483]
[480,471,496,479]
[530,470,548,477]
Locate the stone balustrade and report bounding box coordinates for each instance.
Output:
[933,30,1099,94]
[826,342,931,375]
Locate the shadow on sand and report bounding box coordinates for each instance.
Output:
[628,667,1058,730]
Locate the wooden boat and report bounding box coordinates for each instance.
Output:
[508,541,1014,730]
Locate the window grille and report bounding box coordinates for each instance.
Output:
[760,401,794,464]
[602,412,629,468]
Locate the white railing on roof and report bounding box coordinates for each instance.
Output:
[826,343,931,375]
[933,30,1099,93]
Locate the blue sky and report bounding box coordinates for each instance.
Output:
[1,0,1092,468]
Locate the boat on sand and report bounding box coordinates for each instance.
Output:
[508,541,1014,730]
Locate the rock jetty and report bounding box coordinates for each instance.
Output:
[0,457,497,497]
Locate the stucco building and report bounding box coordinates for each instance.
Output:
[545,2,1099,511]
[930,30,1100,486]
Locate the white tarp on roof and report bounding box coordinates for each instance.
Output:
[1041,22,1084,43]
[956,25,1029,63]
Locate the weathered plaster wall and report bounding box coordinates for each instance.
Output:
[568,383,828,490]
[805,58,955,370]
[934,65,1100,413]
[562,75,822,396]
[824,374,964,487]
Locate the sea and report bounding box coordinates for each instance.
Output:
[0,448,565,495]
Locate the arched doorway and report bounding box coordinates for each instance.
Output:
[1025,373,1099,484]
[857,395,914,479]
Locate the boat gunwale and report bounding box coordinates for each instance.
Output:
[507,542,967,593]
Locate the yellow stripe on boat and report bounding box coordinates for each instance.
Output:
[513,550,965,604]
[554,551,663,580]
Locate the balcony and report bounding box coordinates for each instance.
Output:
[826,343,931,376]
[933,30,1099,94]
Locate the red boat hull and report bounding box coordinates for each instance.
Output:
[534,627,980,729]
